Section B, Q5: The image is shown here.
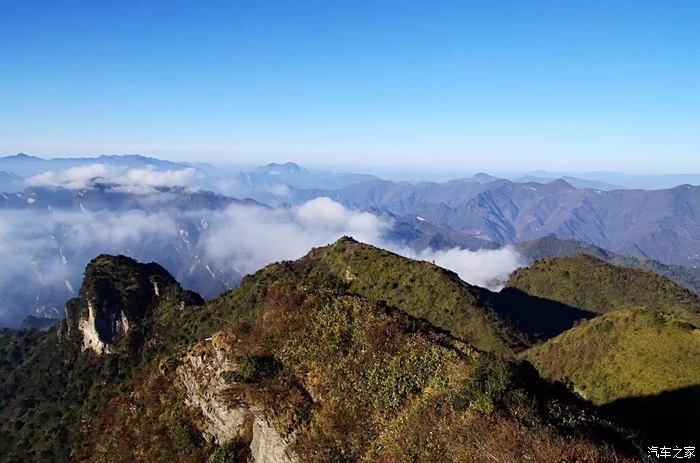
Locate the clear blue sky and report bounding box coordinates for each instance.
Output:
[1,0,699,173]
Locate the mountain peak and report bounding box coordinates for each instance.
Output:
[507,254,700,325]
[62,254,203,354]
[470,172,500,183]
[260,161,303,173]
[545,178,576,190]
[5,152,41,160]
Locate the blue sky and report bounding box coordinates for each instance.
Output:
[1,0,699,173]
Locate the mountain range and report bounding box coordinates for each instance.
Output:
[296,178,700,268]
[512,169,700,190]
[2,153,700,330]
[0,153,191,178]
[2,237,698,461]
[0,181,465,327]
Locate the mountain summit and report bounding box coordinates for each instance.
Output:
[61,254,203,354]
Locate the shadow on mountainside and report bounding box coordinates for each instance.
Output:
[599,385,700,447]
[488,287,597,343]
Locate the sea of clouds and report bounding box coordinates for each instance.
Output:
[24,164,200,194]
[199,197,524,288]
[0,166,525,326]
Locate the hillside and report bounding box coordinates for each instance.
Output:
[506,254,700,326]
[517,236,700,295]
[304,237,523,354]
[302,237,599,353]
[0,243,644,462]
[525,309,700,443]
[0,255,205,462]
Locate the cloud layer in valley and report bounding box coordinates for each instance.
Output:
[0,208,179,326]
[201,197,391,275]
[24,164,199,194]
[201,197,525,288]
[411,246,524,289]
[0,196,524,327]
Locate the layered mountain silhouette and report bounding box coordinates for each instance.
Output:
[3,153,700,270]
[0,153,192,178]
[296,178,700,268]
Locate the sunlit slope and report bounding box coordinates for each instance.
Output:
[303,237,528,354]
[526,308,700,404]
[524,308,700,442]
[507,254,700,326]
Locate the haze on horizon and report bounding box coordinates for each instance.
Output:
[1,1,699,173]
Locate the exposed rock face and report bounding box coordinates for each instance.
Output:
[177,334,248,444]
[61,254,203,354]
[176,333,298,462]
[77,301,108,354]
[250,417,297,463]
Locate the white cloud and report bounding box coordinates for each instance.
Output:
[294,197,388,243]
[200,198,392,275]
[0,196,524,326]
[24,164,198,194]
[199,197,523,290]
[0,208,178,326]
[409,246,525,290]
[110,167,198,194]
[25,164,108,189]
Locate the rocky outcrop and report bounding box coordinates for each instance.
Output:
[177,333,248,444]
[250,417,297,463]
[176,333,297,462]
[61,254,204,354]
[77,301,109,354]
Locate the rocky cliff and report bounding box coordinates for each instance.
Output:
[61,254,203,354]
[177,333,298,462]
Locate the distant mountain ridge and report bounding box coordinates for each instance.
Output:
[4,154,700,270]
[520,169,700,190]
[0,152,194,177]
[511,174,622,190]
[298,178,700,268]
[506,253,700,326]
[517,236,700,295]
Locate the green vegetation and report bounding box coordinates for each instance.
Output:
[518,236,700,295]
[217,288,636,462]
[453,353,529,414]
[221,355,280,384]
[525,308,700,405]
[0,256,211,463]
[517,236,614,262]
[208,438,249,463]
[304,236,525,354]
[80,254,204,325]
[525,308,700,442]
[2,239,685,461]
[0,326,140,462]
[507,254,700,325]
